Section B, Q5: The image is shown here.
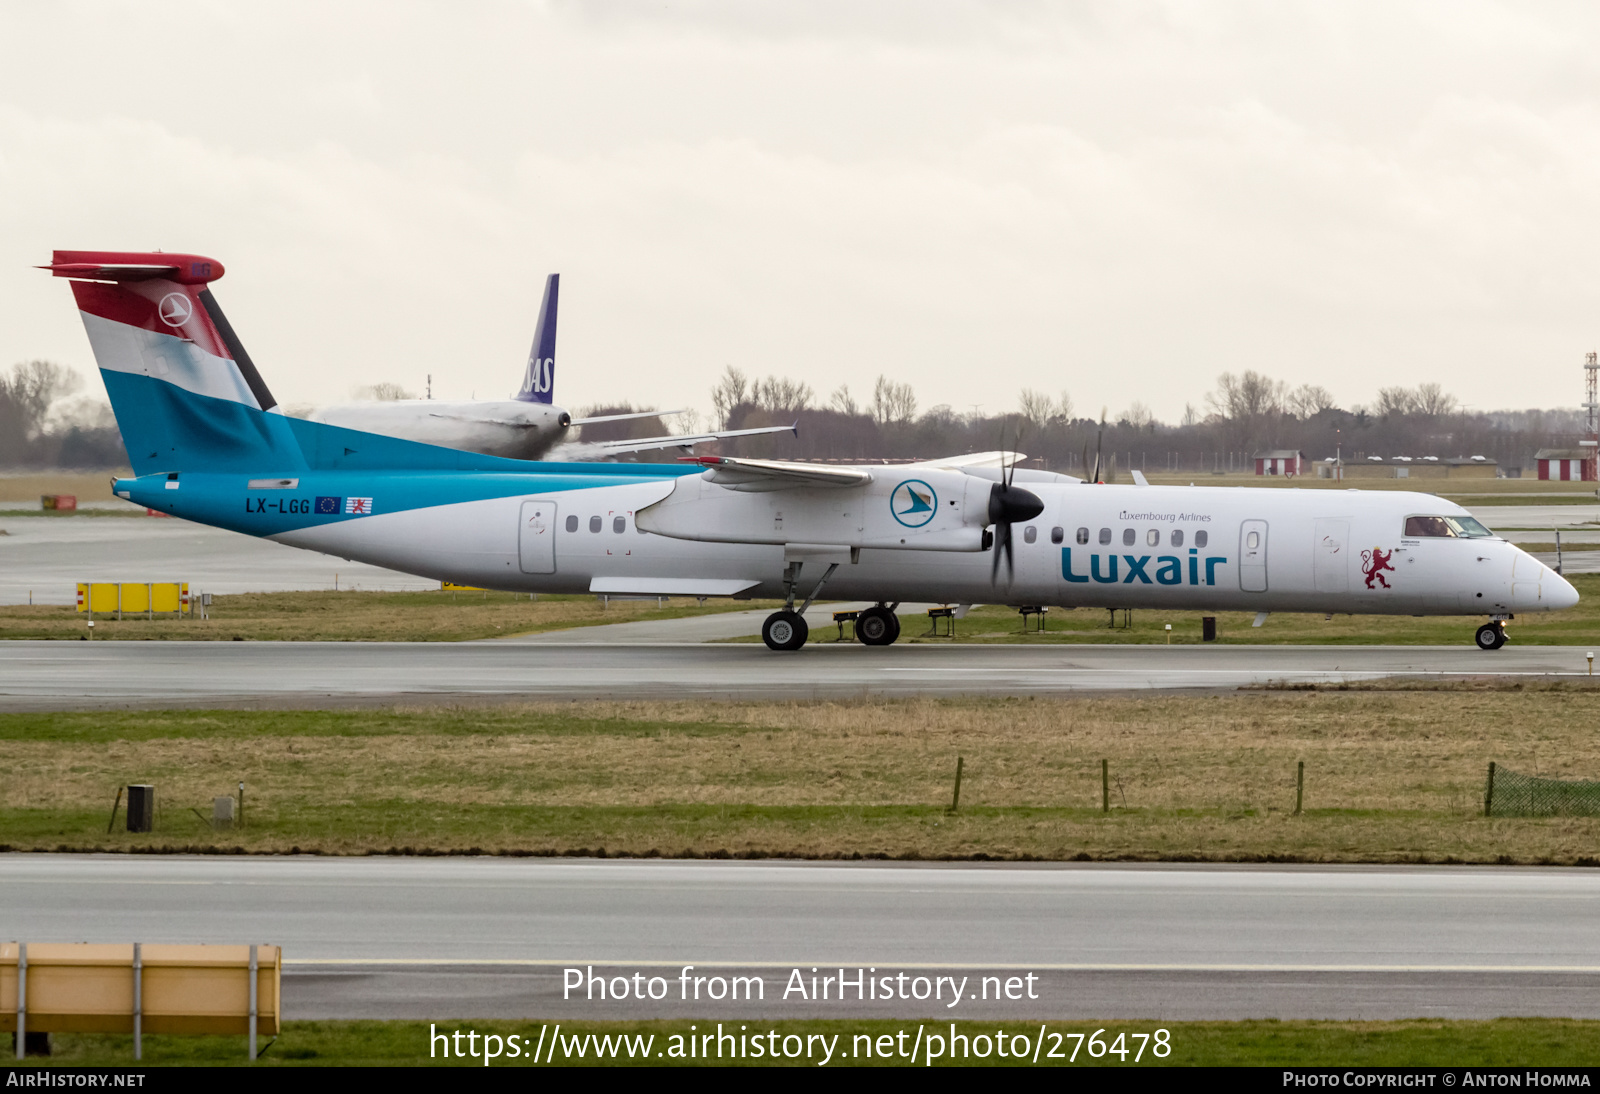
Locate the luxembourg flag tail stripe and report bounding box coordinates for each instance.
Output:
[47,249,552,478]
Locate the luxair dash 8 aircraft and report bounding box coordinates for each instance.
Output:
[47,250,1577,652]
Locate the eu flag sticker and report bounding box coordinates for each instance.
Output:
[315,496,342,514]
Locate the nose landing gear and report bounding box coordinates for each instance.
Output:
[1474,620,1507,650]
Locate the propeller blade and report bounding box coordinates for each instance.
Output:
[1003,523,1015,579]
[991,523,1004,580]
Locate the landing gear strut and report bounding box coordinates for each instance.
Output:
[855,604,901,646]
[1475,621,1507,651]
[761,559,840,652]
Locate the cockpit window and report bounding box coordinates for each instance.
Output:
[1404,515,1495,539]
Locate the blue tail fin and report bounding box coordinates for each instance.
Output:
[515,273,559,404]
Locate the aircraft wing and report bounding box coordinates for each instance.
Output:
[680,454,872,489]
[587,422,798,456]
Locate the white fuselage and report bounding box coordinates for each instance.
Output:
[272,479,1576,617]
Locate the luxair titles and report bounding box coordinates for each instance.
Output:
[1064,511,1226,586]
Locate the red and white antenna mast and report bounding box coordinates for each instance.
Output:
[1586,352,1599,482]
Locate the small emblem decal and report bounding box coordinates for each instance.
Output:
[157,292,193,327]
[315,496,342,515]
[890,479,938,528]
[344,497,374,515]
[1361,547,1395,589]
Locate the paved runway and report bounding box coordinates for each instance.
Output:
[0,515,433,605]
[3,856,1596,1020]
[1,641,1594,710]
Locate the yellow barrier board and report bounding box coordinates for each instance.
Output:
[442,582,486,591]
[77,583,189,615]
[0,942,279,1036]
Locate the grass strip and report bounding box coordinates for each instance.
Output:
[6,692,1600,862]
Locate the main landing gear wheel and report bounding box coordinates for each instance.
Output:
[856,606,900,646]
[1475,622,1507,651]
[762,610,809,651]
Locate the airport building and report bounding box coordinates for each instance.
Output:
[1533,447,1597,481]
[1252,449,1305,476]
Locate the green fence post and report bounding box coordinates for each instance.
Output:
[1295,761,1304,816]
[1102,759,1109,814]
[1484,761,1496,817]
[948,756,963,814]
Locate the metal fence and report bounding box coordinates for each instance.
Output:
[1484,761,1600,818]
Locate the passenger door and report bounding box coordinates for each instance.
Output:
[518,499,559,574]
[1239,519,1269,592]
[1313,519,1349,594]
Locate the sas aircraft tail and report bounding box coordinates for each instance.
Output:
[42,250,305,476]
[514,273,559,404]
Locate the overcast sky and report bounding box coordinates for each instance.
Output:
[3,1,1598,423]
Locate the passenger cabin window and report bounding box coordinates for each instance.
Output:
[1051,527,1065,545]
[1122,528,1136,547]
[1099,528,1112,545]
[1076,527,1089,545]
[1246,531,1260,550]
[1405,515,1494,538]
[613,516,626,533]
[1146,529,1159,547]
[1023,526,1038,544]
[589,516,602,533]
[565,515,578,532]
[1195,530,1208,549]
[1171,529,1184,547]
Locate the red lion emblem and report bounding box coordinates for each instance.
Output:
[1361,547,1395,589]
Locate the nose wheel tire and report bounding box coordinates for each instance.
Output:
[1475,622,1507,650]
[762,610,809,651]
[856,606,900,646]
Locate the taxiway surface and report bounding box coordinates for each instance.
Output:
[3,856,1595,1020]
[1,641,1593,710]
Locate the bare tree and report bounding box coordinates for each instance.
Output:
[1286,384,1338,419]
[1122,401,1154,429]
[752,376,814,414]
[829,383,859,416]
[1208,370,1286,422]
[0,361,84,464]
[1375,386,1416,417]
[710,366,749,428]
[1018,388,1055,432]
[1057,391,1075,423]
[872,375,917,425]
[1412,382,1459,418]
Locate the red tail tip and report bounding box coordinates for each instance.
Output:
[41,251,224,285]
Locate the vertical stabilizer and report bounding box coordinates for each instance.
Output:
[515,273,559,403]
[43,250,305,475]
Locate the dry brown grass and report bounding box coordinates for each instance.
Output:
[6,691,1600,860]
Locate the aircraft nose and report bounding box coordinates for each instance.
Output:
[1547,569,1581,611]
